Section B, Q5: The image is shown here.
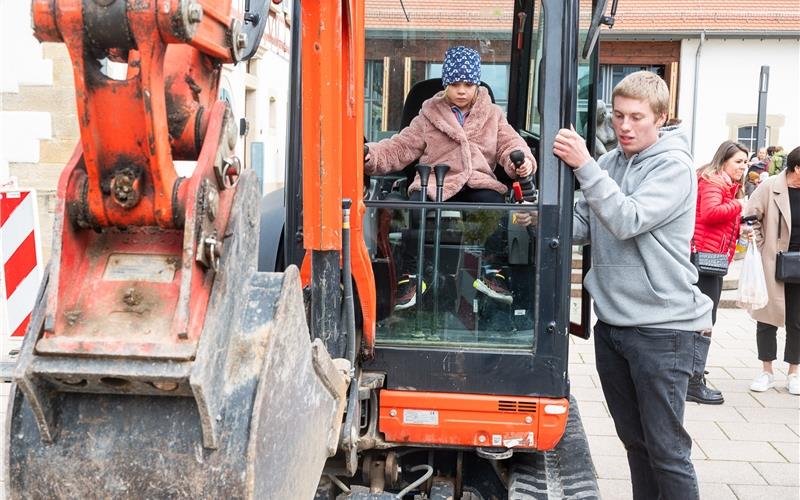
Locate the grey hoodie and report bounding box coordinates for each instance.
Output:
[573,126,713,331]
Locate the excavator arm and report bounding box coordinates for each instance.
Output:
[5,1,350,497]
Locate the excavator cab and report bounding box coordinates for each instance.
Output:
[285,0,612,497]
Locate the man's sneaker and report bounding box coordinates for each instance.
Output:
[473,270,513,304]
[786,373,800,395]
[394,274,426,311]
[750,372,775,392]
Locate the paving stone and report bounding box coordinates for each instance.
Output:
[706,351,749,368]
[691,441,708,460]
[569,385,606,402]
[749,390,800,409]
[718,422,799,442]
[579,352,596,364]
[693,460,765,485]
[705,390,764,408]
[568,342,596,354]
[698,483,738,500]
[684,403,746,422]
[581,416,619,437]
[731,484,800,500]
[771,441,799,463]
[596,478,632,500]
[569,374,596,388]
[695,439,787,462]
[737,407,800,425]
[684,420,728,440]
[751,462,800,486]
[593,455,631,480]
[725,366,768,380]
[567,363,597,375]
[586,434,626,457]
[788,424,799,437]
[701,365,736,379]
[575,400,608,418]
[710,378,769,394]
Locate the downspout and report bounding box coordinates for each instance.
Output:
[690,31,706,157]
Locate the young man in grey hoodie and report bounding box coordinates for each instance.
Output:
[554,71,713,500]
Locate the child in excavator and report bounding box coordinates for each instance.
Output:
[364,46,536,310]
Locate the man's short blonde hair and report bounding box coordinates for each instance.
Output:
[612,71,670,118]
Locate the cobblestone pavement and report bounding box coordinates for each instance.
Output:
[571,307,800,499]
[1,308,797,499]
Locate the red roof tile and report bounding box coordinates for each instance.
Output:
[365,0,800,33]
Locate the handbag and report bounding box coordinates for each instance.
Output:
[776,251,800,283]
[691,251,729,276]
[691,238,729,276]
[775,213,800,283]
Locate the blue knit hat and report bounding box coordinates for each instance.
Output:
[441,46,481,87]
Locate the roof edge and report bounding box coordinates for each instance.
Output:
[601,30,800,41]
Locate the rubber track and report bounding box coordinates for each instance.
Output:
[507,396,599,500]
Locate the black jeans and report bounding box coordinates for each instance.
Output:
[594,321,706,500]
[756,282,800,364]
[696,273,723,325]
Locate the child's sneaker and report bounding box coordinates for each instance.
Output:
[749,372,775,392]
[394,274,426,311]
[786,373,800,396]
[473,269,513,304]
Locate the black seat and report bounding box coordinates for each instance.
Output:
[397,78,511,194]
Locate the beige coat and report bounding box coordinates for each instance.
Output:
[364,87,534,201]
[744,171,793,327]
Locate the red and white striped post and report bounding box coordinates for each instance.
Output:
[0,189,44,360]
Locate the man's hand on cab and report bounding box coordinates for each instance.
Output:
[553,126,592,170]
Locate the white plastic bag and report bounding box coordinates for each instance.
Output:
[736,244,769,310]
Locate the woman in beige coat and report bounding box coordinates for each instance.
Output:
[744,146,800,395]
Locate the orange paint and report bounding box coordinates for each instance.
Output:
[379,390,570,451]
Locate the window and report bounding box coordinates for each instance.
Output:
[737,125,770,153]
[364,59,385,141]
[598,64,665,104]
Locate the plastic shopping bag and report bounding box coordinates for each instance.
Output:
[736,244,769,310]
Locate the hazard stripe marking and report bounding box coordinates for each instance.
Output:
[11,312,31,338]
[1,191,36,260]
[6,265,42,336]
[0,190,29,226]
[3,231,36,297]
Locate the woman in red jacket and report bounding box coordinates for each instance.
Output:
[688,140,748,405]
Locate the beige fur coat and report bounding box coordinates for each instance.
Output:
[364,87,534,201]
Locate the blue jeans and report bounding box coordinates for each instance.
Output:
[594,321,708,500]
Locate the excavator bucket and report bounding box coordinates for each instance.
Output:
[4,170,348,499]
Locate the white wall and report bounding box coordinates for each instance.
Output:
[678,38,800,166]
[0,0,55,180]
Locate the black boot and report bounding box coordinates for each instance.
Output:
[687,374,724,405]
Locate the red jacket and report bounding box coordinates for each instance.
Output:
[693,173,742,262]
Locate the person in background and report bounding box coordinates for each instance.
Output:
[688,140,748,404]
[554,71,711,500]
[769,145,786,175]
[745,171,761,197]
[750,147,767,167]
[744,146,800,395]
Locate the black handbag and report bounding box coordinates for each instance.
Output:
[691,251,729,276]
[776,252,800,283]
[775,213,800,283]
[691,237,730,276]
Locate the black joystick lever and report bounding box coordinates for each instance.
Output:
[510,150,536,203]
